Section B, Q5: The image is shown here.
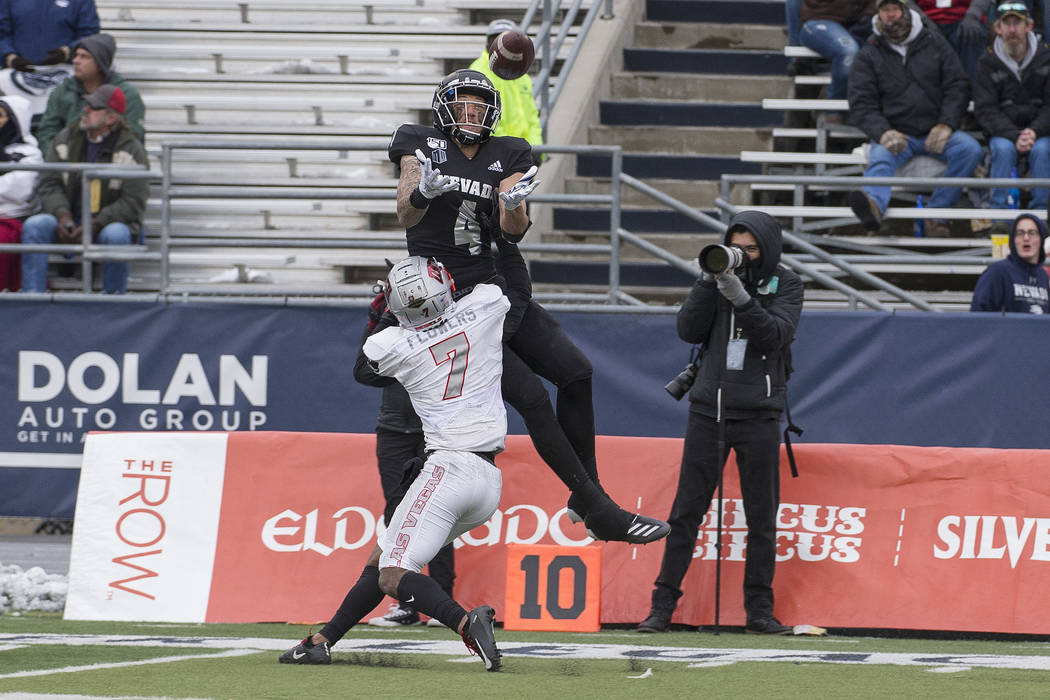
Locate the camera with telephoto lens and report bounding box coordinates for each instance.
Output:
[698,244,745,274]
[664,361,698,401]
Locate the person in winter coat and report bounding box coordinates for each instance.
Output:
[799,0,876,122]
[847,0,983,237]
[35,33,144,154]
[23,85,148,294]
[916,0,988,84]
[0,0,98,70]
[971,213,1050,312]
[0,94,41,290]
[974,2,1050,219]
[637,210,804,635]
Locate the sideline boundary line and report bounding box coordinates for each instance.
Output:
[2,634,1050,672]
[0,649,257,679]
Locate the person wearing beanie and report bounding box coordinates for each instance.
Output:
[974,3,1050,225]
[34,32,145,154]
[22,84,148,294]
[971,213,1050,312]
[468,19,543,152]
[0,0,99,71]
[847,0,982,237]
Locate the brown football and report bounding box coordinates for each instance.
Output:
[488,30,535,80]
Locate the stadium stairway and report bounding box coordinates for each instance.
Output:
[533,0,790,297]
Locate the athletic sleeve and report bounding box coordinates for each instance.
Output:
[502,136,534,175]
[388,123,424,164]
[362,328,400,377]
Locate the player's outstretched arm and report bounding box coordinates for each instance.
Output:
[396,154,427,229]
[497,165,539,242]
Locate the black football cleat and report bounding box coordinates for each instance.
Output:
[584,504,670,545]
[461,605,502,672]
[278,636,331,665]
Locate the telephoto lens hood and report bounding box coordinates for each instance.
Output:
[698,244,745,274]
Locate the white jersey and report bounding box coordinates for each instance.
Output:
[364,283,510,454]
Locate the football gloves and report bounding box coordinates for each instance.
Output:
[414,148,457,199]
[499,165,539,211]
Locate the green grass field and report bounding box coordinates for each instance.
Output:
[2,613,1049,699]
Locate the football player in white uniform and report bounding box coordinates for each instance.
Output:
[281,256,507,671]
[388,69,670,546]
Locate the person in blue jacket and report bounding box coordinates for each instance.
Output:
[970,213,1050,313]
[0,0,99,70]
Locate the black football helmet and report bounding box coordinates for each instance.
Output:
[432,69,502,146]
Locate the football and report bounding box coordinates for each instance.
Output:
[488,30,535,80]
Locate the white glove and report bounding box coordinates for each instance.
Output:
[715,270,751,307]
[499,165,540,211]
[414,148,456,199]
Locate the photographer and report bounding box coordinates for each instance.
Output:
[638,210,804,634]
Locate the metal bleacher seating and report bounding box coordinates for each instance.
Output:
[83,0,580,292]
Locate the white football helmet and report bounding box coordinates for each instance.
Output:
[384,256,456,330]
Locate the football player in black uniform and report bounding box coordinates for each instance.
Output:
[387,69,669,545]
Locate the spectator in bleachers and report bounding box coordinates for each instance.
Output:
[975,2,1050,226]
[23,85,147,294]
[970,213,1049,311]
[0,0,99,71]
[468,20,542,149]
[916,0,989,84]
[0,94,41,290]
[799,0,875,124]
[848,0,982,237]
[35,33,145,155]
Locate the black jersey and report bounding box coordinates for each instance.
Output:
[388,123,533,289]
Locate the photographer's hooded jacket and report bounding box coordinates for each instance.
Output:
[678,211,804,420]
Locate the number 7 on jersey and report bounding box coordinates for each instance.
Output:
[430,332,469,400]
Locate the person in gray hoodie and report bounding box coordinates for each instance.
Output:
[974,2,1050,223]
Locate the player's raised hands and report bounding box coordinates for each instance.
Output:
[414,149,457,199]
[499,165,540,211]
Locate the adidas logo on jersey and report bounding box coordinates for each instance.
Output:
[487,160,503,172]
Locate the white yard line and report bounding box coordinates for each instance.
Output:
[0,648,257,679]
[1,633,1049,671]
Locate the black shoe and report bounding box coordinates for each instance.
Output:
[848,190,883,232]
[566,491,587,523]
[745,617,792,635]
[278,636,331,664]
[461,605,502,671]
[636,612,671,633]
[584,503,670,545]
[367,603,422,627]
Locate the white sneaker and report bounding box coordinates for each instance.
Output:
[426,617,447,628]
[368,603,422,627]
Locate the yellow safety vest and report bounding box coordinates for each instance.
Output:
[469,52,543,147]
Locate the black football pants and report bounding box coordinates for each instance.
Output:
[651,411,782,621]
[501,300,598,492]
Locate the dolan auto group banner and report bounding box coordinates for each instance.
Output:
[66,432,1050,634]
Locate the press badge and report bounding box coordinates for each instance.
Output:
[726,339,747,370]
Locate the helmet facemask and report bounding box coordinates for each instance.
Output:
[384,256,457,330]
[433,71,502,146]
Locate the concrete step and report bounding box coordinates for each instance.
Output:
[646,0,785,25]
[553,206,722,233]
[588,124,773,155]
[600,100,782,127]
[611,71,792,102]
[543,231,721,259]
[624,47,789,75]
[633,20,787,50]
[576,151,760,180]
[563,176,751,208]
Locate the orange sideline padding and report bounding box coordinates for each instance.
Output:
[183,432,1050,633]
[503,544,601,632]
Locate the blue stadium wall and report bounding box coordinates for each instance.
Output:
[2,301,1047,517]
